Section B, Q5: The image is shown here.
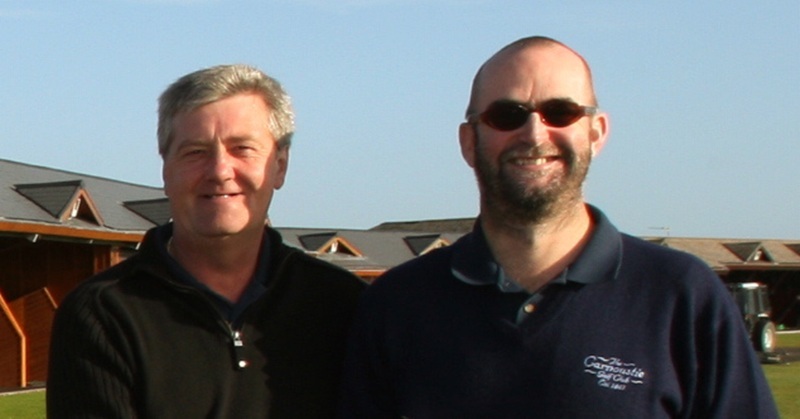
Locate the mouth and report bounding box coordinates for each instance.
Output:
[202,193,242,199]
[508,155,560,166]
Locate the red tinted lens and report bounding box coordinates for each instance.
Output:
[537,100,586,127]
[480,102,531,131]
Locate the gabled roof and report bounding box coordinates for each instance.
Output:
[0,159,166,243]
[404,234,450,256]
[786,243,800,258]
[647,237,800,272]
[14,180,84,219]
[14,180,104,225]
[298,232,361,256]
[123,198,171,226]
[279,227,464,273]
[723,242,773,263]
[299,232,335,251]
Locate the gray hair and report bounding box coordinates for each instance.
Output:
[157,64,295,157]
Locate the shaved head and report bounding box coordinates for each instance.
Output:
[466,36,597,118]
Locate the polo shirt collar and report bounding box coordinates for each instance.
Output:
[154,223,271,324]
[451,205,622,290]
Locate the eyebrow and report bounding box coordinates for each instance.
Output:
[175,134,260,147]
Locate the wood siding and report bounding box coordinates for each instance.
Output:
[8,288,57,384]
[0,236,121,387]
[0,293,25,388]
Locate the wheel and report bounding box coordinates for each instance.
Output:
[752,319,777,353]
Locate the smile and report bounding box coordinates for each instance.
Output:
[202,193,241,199]
[510,156,558,166]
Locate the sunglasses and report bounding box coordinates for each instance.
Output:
[468,99,598,131]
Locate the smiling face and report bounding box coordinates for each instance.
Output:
[459,43,608,223]
[162,93,288,241]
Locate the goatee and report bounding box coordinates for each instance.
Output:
[474,141,591,225]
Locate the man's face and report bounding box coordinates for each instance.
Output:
[162,93,288,240]
[459,45,608,222]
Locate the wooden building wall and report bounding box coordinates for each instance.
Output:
[0,235,123,388]
[8,288,57,384]
[0,294,24,388]
[0,237,118,304]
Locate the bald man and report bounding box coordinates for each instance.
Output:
[339,36,777,418]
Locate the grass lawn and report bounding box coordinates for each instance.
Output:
[764,332,800,418]
[2,334,798,418]
[0,389,44,419]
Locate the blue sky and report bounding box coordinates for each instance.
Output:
[2,0,798,239]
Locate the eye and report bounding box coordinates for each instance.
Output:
[230,145,252,155]
[230,141,263,156]
[181,148,206,158]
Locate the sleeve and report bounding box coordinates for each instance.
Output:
[688,265,779,419]
[46,286,138,418]
[337,286,400,419]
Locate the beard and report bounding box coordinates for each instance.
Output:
[473,133,592,225]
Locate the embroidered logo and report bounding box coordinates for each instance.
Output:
[583,355,646,391]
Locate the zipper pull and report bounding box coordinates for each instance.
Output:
[232,330,248,370]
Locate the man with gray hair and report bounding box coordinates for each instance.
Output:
[48,64,365,417]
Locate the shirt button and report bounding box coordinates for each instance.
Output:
[524,303,535,314]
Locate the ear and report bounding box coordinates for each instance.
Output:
[588,112,610,158]
[458,122,477,168]
[161,161,172,198]
[272,146,290,190]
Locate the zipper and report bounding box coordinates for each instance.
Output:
[157,279,250,371]
[147,246,301,371]
[224,251,299,371]
[231,329,248,370]
[223,251,298,371]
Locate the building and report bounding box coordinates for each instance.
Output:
[0,159,166,388]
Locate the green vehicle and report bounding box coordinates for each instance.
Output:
[727,282,777,354]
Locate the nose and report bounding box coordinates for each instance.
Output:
[518,111,550,146]
[206,146,235,181]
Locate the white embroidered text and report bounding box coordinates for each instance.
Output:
[583,355,646,391]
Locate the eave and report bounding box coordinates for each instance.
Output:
[0,220,144,244]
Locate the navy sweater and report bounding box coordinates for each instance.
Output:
[340,207,777,418]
